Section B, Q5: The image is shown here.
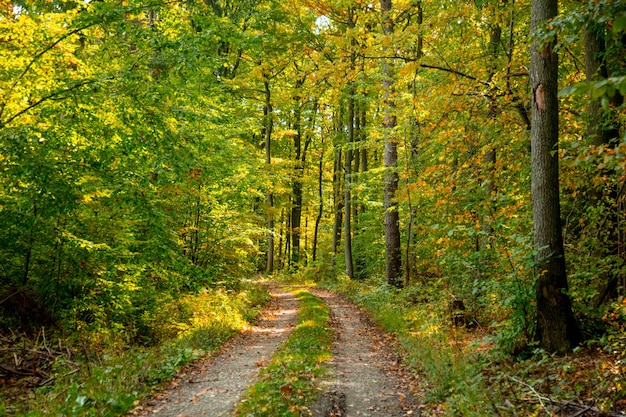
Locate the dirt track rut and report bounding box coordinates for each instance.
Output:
[310,288,418,417]
[129,286,298,417]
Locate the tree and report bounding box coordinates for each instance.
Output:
[530,0,581,353]
[263,76,275,274]
[343,7,358,280]
[380,0,402,287]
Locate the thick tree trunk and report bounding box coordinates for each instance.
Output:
[381,0,402,287]
[530,0,580,353]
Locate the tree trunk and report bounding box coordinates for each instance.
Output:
[284,208,291,269]
[404,1,422,284]
[264,79,274,275]
[344,92,355,279]
[380,0,402,287]
[291,101,303,266]
[480,24,501,254]
[530,0,580,353]
[332,147,343,262]
[313,143,324,262]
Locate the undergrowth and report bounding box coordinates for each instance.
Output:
[0,282,270,416]
[235,288,333,417]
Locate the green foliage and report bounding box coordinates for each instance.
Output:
[0,0,266,344]
[236,289,333,416]
[0,0,624,412]
[3,283,270,416]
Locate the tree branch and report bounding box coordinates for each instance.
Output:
[0,26,94,121]
[0,0,178,121]
[0,79,101,128]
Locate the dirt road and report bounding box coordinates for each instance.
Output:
[310,288,417,416]
[129,286,299,417]
[129,284,418,416]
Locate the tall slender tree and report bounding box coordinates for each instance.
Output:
[263,77,275,274]
[380,0,402,287]
[343,8,357,280]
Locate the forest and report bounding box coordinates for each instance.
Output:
[1,0,625,415]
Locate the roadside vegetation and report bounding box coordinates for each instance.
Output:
[236,288,333,417]
[0,282,269,416]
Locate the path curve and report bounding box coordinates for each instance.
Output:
[310,288,418,417]
[129,285,299,417]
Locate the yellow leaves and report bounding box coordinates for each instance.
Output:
[81,189,112,204]
[397,61,420,80]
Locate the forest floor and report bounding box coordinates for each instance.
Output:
[128,283,419,416]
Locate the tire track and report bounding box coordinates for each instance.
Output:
[129,285,299,417]
[310,288,418,417]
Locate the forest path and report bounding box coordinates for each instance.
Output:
[129,284,299,417]
[309,287,418,417]
[129,283,419,416]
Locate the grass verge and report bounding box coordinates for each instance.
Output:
[1,282,270,416]
[235,288,333,417]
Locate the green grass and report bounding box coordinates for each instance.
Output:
[235,289,333,417]
[3,282,270,416]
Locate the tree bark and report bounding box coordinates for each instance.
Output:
[480,24,501,254]
[313,143,324,263]
[264,79,274,275]
[381,0,402,287]
[291,94,303,266]
[332,147,343,262]
[343,10,357,279]
[530,0,580,353]
[404,1,423,284]
[344,91,355,279]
